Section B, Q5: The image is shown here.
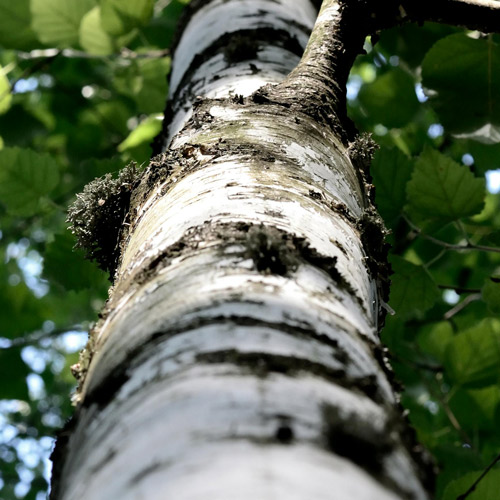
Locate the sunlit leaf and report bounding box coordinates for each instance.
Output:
[407,146,485,221]
[31,0,97,47]
[118,114,163,152]
[100,0,154,36]
[0,64,12,115]
[79,7,114,55]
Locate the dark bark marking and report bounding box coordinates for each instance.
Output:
[223,34,260,63]
[322,402,393,473]
[275,424,294,444]
[153,24,308,153]
[320,402,423,498]
[81,309,357,412]
[245,225,301,276]
[195,349,386,404]
[128,461,167,486]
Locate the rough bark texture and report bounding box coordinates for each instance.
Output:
[53,1,436,499]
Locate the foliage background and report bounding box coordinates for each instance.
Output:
[0,1,499,499]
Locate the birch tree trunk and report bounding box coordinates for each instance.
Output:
[51,1,434,498]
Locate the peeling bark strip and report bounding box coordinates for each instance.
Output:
[52,1,434,499]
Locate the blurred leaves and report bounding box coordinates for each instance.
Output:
[43,233,108,291]
[482,275,500,314]
[0,350,29,400]
[422,33,500,143]
[358,68,419,128]
[0,64,11,114]
[31,0,97,47]
[442,469,500,500]
[79,7,115,56]
[0,0,38,49]
[101,0,154,36]
[118,114,162,152]
[0,147,59,216]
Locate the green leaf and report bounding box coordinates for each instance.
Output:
[0,147,59,215]
[43,233,108,291]
[467,385,500,427]
[100,0,154,36]
[0,349,29,400]
[357,68,419,128]
[371,147,414,222]
[118,114,163,152]
[417,321,454,362]
[31,0,97,47]
[0,0,38,49]
[388,256,440,319]
[406,147,485,221]
[445,318,500,388]
[482,275,500,314]
[422,33,500,143]
[443,469,500,500]
[79,6,114,55]
[0,65,12,115]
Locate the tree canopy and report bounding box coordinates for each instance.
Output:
[0,1,499,499]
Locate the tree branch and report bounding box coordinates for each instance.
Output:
[443,293,482,319]
[401,0,500,33]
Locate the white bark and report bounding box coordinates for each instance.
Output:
[51,1,432,499]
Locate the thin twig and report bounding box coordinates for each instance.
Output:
[2,326,86,348]
[428,379,476,450]
[457,452,500,500]
[424,248,447,269]
[444,293,482,320]
[405,216,500,254]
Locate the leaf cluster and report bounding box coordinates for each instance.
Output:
[349,23,500,499]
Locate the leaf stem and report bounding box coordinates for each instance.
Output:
[405,216,500,254]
